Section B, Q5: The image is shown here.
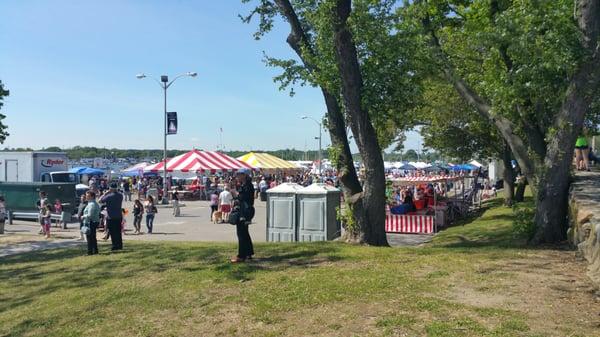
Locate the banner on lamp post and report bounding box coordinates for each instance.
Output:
[167,112,178,135]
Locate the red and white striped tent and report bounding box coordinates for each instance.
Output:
[391,175,464,185]
[143,161,168,173]
[145,150,255,174]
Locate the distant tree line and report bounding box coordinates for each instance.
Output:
[0,146,443,163]
[0,146,329,161]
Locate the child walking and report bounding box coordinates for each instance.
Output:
[43,204,52,239]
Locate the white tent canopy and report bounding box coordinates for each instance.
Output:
[469,160,484,168]
[409,161,432,169]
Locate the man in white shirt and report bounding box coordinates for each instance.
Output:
[218,187,234,222]
[259,178,268,192]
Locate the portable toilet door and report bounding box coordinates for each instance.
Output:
[266,183,303,242]
[297,183,341,242]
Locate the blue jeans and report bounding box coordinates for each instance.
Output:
[146,214,155,233]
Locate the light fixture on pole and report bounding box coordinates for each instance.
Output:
[137,71,197,203]
[301,115,322,182]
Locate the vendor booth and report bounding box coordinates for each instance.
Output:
[385,175,474,234]
[145,150,256,201]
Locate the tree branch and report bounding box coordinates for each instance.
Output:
[420,12,536,181]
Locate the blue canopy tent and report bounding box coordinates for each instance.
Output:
[450,164,477,171]
[69,167,105,176]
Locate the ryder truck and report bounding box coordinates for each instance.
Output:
[0,152,78,221]
[0,151,76,183]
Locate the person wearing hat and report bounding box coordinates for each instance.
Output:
[231,168,255,263]
[100,181,124,251]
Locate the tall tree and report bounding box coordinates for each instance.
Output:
[330,0,387,245]
[242,0,424,245]
[417,80,518,205]
[0,81,9,144]
[410,0,600,242]
[241,0,368,243]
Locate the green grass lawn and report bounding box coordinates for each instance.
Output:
[1,198,598,337]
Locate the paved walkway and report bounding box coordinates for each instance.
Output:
[0,199,432,256]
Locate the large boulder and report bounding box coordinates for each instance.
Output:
[569,170,600,287]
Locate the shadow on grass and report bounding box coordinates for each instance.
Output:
[431,197,536,250]
[213,243,344,282]
[0,243,229,313]
[0,241,347,313]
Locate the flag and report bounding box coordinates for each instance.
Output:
[167,112,178,135]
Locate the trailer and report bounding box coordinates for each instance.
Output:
[0,182,77,222]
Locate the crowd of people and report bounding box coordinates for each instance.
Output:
[36,169,258,262]
[387,182,443,215]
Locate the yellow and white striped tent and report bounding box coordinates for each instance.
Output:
[237,152,300,172]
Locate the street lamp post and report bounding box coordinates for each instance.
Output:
[301,116,322,182]
[137,72,197,203]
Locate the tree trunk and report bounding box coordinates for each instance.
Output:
[514,180,526,203]
[532,167,571,243]
[332,0,388,246]
[531,0,600,244]
[321,89,368,239]
[501,143,515,206]
[273,0,369,238]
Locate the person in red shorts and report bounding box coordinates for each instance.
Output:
[218,186,233,223]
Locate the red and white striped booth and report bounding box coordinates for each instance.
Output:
[392,175,463,185]
[385,213,435,234]
[145,150,255,174]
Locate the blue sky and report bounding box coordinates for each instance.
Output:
[0,0,422,152]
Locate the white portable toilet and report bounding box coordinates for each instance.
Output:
[266,183,303,242]
[296,183,341,242]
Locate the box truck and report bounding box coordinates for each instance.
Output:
[0,152,80,221]
[0,151,77,183]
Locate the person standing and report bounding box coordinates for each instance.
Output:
[133,199,143,234]
[231,169,255,263]
[172,191,180,217]
[54,199,63,228]
[575,131,590,171]
[82,191,100,255]
[37,191,49,235]
[218,186,234,223]
[0,196,6,235]
[100,182,124,251]
[145,195,157,234]
[42,204,52,239]
[209,190,219,218]
[123,179,132,202]
[77,194,88,240]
